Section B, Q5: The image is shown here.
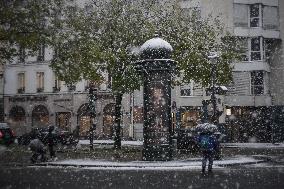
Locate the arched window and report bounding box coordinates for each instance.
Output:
[32,105,49,128]
[103,103,115,138]
[77,103,91,137]
[9,106,26,122]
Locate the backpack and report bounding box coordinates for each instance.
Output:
[199,135,214,151]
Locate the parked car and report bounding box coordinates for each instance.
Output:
[0,123,15,146]
[17,126,78,146]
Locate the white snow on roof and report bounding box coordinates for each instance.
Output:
[140,37,173,52]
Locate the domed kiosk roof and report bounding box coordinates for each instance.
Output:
[140,37,173,59]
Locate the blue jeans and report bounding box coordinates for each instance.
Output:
[202,150,214,171]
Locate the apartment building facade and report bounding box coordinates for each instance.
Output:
[160,0,284,143]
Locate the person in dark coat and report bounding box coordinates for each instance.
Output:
[198,131,218,173]
[44,125,56,159]
[29,137,47,163]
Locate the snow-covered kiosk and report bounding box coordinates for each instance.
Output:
[135,36,176,161]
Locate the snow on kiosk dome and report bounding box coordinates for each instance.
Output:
[140,37,173,60]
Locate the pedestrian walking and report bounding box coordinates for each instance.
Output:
[198,130,218,173]
[44,125,56,160]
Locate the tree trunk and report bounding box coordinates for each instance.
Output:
[113,93,123,149]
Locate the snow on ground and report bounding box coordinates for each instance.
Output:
[43,156,263,170]
[79,140,284,149]
[78,140,143,146]
[222,143,284,149]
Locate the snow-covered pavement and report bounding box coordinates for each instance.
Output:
[221,143,284,149]
[36,155,266,170]
[78,140,143,146]
[79,140,284,149]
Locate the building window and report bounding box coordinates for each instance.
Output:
[239,38,249,61]
[251,71,264,95]
[17,73,25,93]
[19,46,26,63]
[53,77,61,92]
[263,6,279,30]
[250,37,262,61]
[180,85,191,96]
[263,39,277,61]
[234,3,279,30]
[234,4,248,27]
[37,44,45,61]
[239,37,265,62]
[249,4,261,28]
[36,72,44,92]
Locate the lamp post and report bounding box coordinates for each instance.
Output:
[208,52,219,124]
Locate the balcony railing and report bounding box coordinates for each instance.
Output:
[17,87,25,94]
[53,87,61,93]
[37,88,44,93]
[68,85,76,92]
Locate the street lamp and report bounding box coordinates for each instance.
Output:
[208,52,219,124]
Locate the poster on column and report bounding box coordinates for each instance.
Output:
[144,73,171,146]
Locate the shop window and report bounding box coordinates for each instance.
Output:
[36,72,44,92]
[17,72,25,93]
[32,105,49,127]
[181,110,200,129]
[56,112,71,131]
[77,104,91,137]
[251,71,264,95]
[9,106,26,122]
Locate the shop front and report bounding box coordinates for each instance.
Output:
[177,106,202,130]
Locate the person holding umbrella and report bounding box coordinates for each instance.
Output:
[197,125,218,174]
